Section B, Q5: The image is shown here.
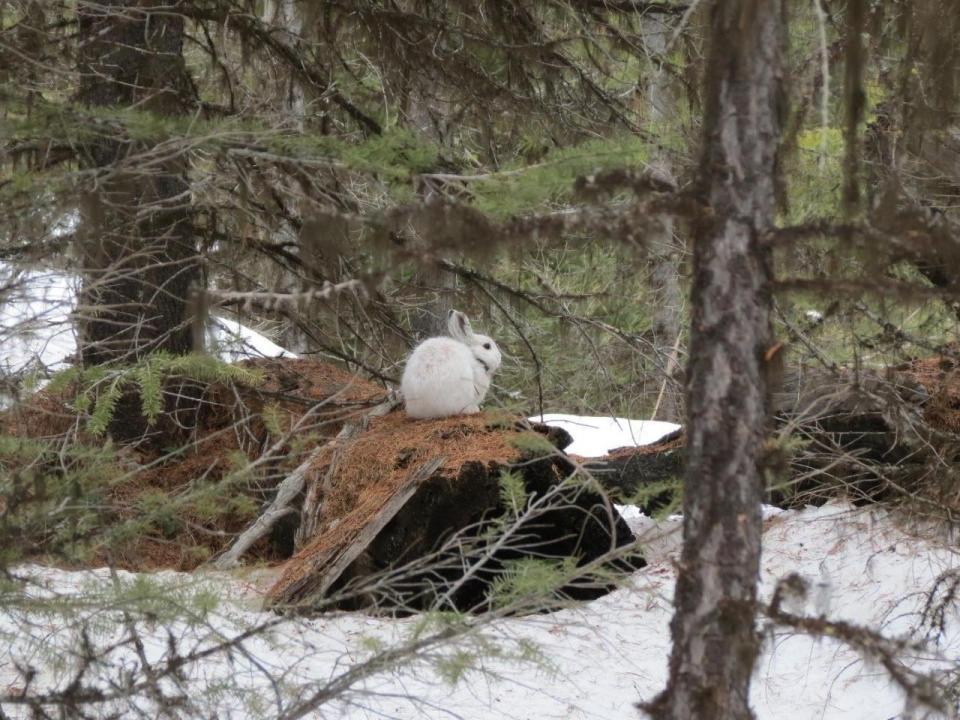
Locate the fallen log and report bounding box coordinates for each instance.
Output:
[267,413,640,614]
[211,447,320,571]
[584,360,960,513]
[768,362,960,509]
[580,429,685,513]
[212,393,403,570]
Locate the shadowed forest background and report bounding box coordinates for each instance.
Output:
[2,1,960,718]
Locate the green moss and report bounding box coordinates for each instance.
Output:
[786,127,844,223]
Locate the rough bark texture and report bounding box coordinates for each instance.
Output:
[76,0,198,368]
[583,429,684,507]
[647,2,784,719]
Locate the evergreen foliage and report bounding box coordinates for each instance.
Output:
[490,556,577,609]
[48,353,263,434]
[472,135,650,217]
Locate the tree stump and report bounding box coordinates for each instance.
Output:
[267,412,640,614]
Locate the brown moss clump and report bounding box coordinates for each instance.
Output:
[105,360,389,571]
[250,357,385,405]
[0,358,389,571]
[0,389,79,439]
[320,412,519,521]
[902,355,960,432]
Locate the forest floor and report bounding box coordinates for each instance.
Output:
[3,363,960,718]
[3,464,959,719]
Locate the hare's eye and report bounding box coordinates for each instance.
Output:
[483,343,491,350]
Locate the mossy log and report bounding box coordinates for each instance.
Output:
[267,413,640,614]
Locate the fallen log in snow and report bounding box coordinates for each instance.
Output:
[579,360,960,514]
[580,429,685,513]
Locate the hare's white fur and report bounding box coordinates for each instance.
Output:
[401,310,501,419]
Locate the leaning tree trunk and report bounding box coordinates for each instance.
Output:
[647,2,784,719]
[76,0,198,367]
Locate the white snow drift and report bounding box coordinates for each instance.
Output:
[528,413,681,457]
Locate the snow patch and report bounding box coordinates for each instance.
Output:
[0,267,295,384]
[207,316,296,363]
[0,269,80,376]
[529,413,680,457]
[3,503,957,719]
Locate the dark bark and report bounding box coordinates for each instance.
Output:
[75,1,200,439]
[587,364,950,513]
[76,0,199,368]
[583,429,684,509]
[843,0,867,216]
[646,2,784,719]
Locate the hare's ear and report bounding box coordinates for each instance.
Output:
[447,309,474,342]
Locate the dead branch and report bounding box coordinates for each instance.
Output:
[765,574,951,714]
[211,446,322,571]
[206,282,368,315]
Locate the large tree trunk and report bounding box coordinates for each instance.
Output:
[647,2,784,719]
[76,1,198,367]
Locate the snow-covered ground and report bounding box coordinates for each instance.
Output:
[2,503,957,719]
[3,419,959,719]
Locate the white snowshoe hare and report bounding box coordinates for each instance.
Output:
[401,310,502,419]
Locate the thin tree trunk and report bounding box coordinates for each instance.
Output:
[646,2,784,719]
[263,0,308,131]
[262,0,311,353]
[642,15,684,423]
